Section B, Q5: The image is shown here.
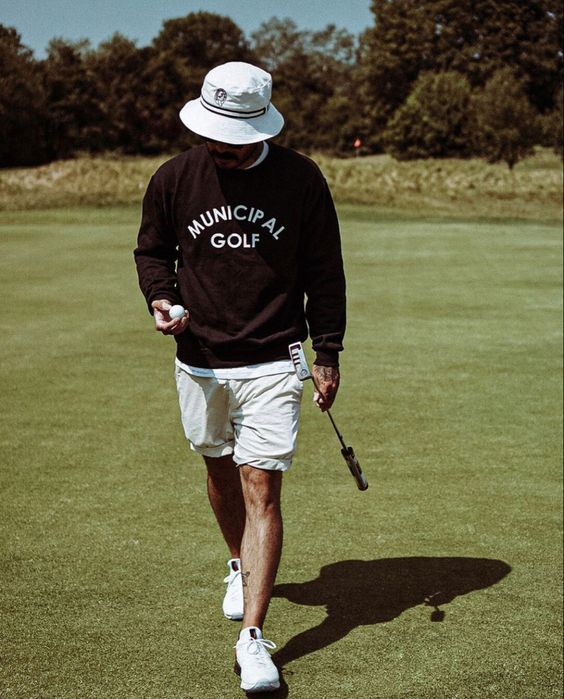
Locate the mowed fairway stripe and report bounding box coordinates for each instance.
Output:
[0,206,562,698]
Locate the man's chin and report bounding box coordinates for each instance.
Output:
[213,157,239,169]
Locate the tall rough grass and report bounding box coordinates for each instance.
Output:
[0,149,561,219]
[315,148,562,220]
[0,155,165,211]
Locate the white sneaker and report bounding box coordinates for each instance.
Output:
[223,558,244,620]
[235,627,280,693]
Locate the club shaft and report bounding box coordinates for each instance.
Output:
[309,373,347,450]
[326,409,347,450]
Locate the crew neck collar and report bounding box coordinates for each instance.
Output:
[244,142,269,169]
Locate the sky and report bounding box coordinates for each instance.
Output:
[1,0,374,57]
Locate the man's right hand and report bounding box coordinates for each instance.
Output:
[151,299,189,336]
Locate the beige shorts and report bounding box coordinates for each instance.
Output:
[174,366,304,471]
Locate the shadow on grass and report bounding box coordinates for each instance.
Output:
[271,556,511,674]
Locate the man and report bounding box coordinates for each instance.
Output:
[134,62,346,693]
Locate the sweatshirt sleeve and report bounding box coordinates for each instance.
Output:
[134,174,181,313]
[300,174,346,367]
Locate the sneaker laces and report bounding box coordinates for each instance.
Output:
[224,569,241,585]
[236,636,277,662]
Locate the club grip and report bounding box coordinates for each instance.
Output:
[341,446,368,491]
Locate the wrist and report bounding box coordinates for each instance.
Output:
[314,350,339,368]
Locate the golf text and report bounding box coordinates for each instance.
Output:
[187,204,286,248]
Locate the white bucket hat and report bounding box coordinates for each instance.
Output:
[179,62,284,145]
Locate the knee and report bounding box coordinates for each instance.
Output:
[240,466,282,516]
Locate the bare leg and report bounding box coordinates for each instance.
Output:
[204,455,246,558]
[239,465,283,630]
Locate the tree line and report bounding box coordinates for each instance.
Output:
[1,1,562,169]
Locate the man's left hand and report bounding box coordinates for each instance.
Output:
[312,364,340,412]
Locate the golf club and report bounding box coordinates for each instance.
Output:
[288,342,368,491]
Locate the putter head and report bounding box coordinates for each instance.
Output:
[288,342,312,381]
[341,446,368,491]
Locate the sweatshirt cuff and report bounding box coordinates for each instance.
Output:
[313,350,340,368]
[147,294,181,315]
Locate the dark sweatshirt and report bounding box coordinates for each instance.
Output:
[134,143,346,369]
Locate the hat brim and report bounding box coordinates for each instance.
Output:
[179,98,284,145]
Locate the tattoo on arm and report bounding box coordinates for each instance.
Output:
[316,366,335,381]
[314,365,340,386]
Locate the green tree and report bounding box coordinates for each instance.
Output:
[251,18,359,154]
[382,71,474,160]
[89,34,155,153]
[551,86,563,156]
[150,12,256,151]
[42,38,104,158]
[470,68,538,169]
[0,25,47,166]
[358,2,434,146]
[251,17,304,72]
[359,0,563,149]
[537,85,563,156]
[152,11,253,67]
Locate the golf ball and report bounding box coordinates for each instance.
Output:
[169,304,185,319]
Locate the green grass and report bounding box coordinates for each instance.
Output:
[0,204,562,698]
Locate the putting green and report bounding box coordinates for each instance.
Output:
[1,205,561,697]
